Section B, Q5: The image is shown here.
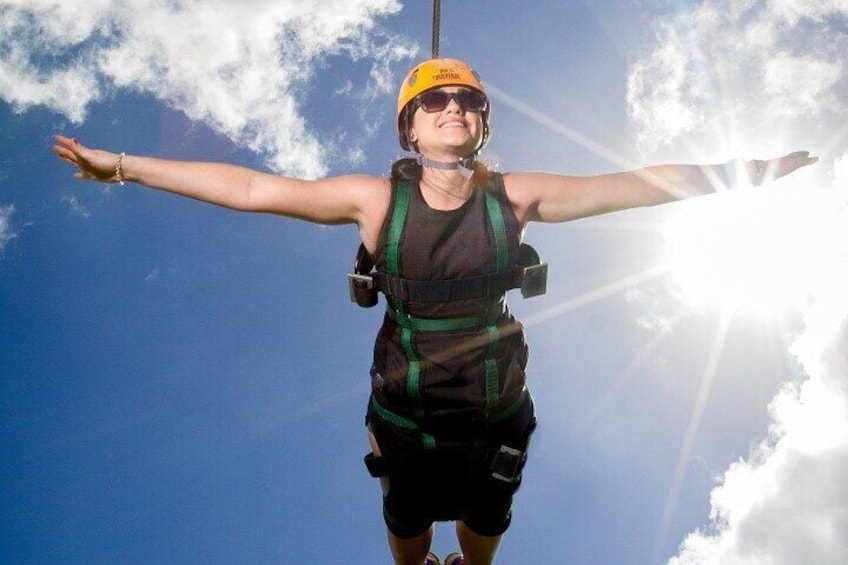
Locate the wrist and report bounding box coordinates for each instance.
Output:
[724,158,765,188]
[115,152,126,185]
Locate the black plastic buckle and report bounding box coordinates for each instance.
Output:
[490,445,525,484]
[520,263,548,298]
[364,452,389,477]
[348,274,378,307]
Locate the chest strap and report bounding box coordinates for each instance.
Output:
[348,181,547,307]
[371,251,547,302]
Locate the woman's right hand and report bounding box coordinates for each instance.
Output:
[52,135,126,185]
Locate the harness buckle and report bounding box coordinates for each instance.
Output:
[490,444,526,484]
[348,274,379,307]
[520,263,548,298]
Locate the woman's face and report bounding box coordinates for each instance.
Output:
[408,86,484,158]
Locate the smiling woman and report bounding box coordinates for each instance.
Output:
[661,183,846,317]
[50,52,817,565]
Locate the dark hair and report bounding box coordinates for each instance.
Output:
[391,157,422,182]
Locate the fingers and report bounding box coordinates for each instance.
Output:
[766,150,819,181]
[53,134,95,182]
[53,134,79,152]
[52,135,81,162]
[784,150,818,167]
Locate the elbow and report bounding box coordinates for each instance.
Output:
[240,171,264,212]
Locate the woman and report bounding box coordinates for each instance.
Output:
[53,58,816,565]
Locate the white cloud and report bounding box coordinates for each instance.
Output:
[62,193,91,219]
[0,0,415,177]
[626,21,705,152]
[627,0,848,160]
[0,204,16,257]
[669,248,848,565]
[626,2,848,563]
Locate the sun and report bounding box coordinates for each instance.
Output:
[660,182,845,317]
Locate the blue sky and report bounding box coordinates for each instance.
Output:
[2,1,848,564]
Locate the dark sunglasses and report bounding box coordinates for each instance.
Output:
[416,89,488,114]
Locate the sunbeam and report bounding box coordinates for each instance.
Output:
[574,309,688,432]
[520,264,670,330]
[653,307,732,563]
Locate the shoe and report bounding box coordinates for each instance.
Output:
[444,553,465,565]
[425,551,442,565]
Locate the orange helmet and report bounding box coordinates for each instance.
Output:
[396,58,490,151]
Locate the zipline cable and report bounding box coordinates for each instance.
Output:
[432,0,441,58]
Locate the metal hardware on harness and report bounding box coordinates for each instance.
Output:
[520,263,548,298]
[490,444,526,484]
[348,273,378,308]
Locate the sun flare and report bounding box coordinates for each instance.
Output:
[661,183,846,317]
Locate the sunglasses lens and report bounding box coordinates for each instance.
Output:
[457,91,487,112]
[419,91,450,112]
[418,90,488,113]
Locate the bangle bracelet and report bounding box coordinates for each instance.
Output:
[115,152,126,186]
[747,159,766,186]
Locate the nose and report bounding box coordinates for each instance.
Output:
[445,94,464,113]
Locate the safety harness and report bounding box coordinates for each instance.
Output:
[354,177,544,484]
[348,183,547,311]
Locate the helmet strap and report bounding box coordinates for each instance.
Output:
[416,154,476,179]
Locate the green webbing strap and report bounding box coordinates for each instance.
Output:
[371,395,418,429]
[386,181,408,280]
[485,325,500,410]
[488,385,530,423]
[386,304,501,332]
[401,330,421,401]
[485,190,509,272]
[483,187,509,416]
[370,387,529,431]
[386,181,433,447]
[369,396,437,449]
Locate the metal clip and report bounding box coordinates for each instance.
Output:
[348,274,378,307]
[520,263,548,298]
[490,444,525,484]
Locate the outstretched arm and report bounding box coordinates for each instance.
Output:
[51,135,386,226]
[505,151,818,225]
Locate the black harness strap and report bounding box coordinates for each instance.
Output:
[349,242,547,305]
[373,267,522,302]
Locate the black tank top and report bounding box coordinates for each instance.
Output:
[370,171,529,428]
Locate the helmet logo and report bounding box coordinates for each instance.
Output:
[433,64,461,83]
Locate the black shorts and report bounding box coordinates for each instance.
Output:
[365,395,536,539]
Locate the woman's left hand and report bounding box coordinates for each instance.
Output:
[755,151,818,184]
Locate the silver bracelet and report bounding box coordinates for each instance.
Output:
[747,159,766,186]
[115,152,126,186]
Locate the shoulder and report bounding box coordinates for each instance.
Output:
[315,173,391,212]
[343,174,391,254]
[502,171,593,225]
[321,173,389,192]
[500,172,556,226]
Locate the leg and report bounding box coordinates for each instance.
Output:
[387,525,435,565]
[455,521,501,565]
[369,428,435,565]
